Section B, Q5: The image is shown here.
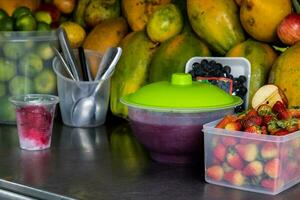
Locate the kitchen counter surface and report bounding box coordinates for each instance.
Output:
[0,118,300,200]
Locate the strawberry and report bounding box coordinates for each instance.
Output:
[224,121,242,131]
[261,126,268,134]
[257,104,273,116]
[262,115,275,126]
[224,170,245,186]
[272,101,290,120]
[216,115,238,128]
[242,160,263,176]
[213,143,226,162]
[246,108,258,117]
[261,143,279,160]
[226,150,244,170]
[221,137,238,146]
[235,144,258,162]
[244,125,262,134]
[274,129,289,136]
[264,158,280,179]
[242,115,263,128]
[207,165,224,181]
[267,121,280,135]
[260,178,276,190]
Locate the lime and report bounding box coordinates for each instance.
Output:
[8,76,33,96]
[0,9,8,20]
[0,96,16,121]
[34,69,56,94]
[0,17,14,31]
[0,83,6,97]
[15,14,37,31]
[19,53,43,77]
[12,6,32,19]
[3,42,26,59]
[36,43,55,60]
[0,58,17,81]
[34,11,52,24]
[37,22,51,31]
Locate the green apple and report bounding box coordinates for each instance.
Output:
[0,58,16,81]
[9,76,33,96]
[0,96,16,122]
[19,53,43,77]
[3,42,26,60]
[36,43,55,60]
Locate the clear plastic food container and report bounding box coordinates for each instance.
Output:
[0,31,58,124]
[203,119,300,195]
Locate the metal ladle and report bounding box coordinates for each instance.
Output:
[71,47,122,126]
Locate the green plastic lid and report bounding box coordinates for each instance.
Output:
[121,73,243,112]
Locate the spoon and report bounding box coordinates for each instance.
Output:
[71,47,122,126]
[94,47,116,81]
[53,47,76,81]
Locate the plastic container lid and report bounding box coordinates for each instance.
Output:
[121,73,243,112]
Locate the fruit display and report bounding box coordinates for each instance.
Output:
[0,31,58,123]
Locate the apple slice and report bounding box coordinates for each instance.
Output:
[251,84,288,109]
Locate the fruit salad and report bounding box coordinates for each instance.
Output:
[16,105,53,150]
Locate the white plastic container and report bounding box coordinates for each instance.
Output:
[185,57,251,109]
[203,119,300,195]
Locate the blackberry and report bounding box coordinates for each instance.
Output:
[239,75,247,84]
[223,65,231,74]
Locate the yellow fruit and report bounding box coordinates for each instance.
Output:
[53,0,75,14]
[146,3,183,42]
[122,0,171,31]
[83,17,128,78]
[269,41,300,107]
[60,21,86,48]
[187,0,245,55]
[0,0,40,16]
[240,0,292,42]
[226,39,277,106]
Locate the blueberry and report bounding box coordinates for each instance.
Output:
[214,63,223,71]
[208,60,216,66]
[223,65,231,74]
[228,74,234,80]
[192,62,201,69]
[239,75,247,83]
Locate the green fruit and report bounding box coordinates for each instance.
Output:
[34,11,52,24]
[0,9,8,20]
[37,21,51,31]
[9,76,33,96]
[36,43,55,60]
[0,96,16,122]
[149,31,211,82]
[0,58,17,81]
[19,53,43,77]
[0,83,6,97]
[15,14,37,31]
[34,70,56,94]
[3,42,26,59]
[0,17,14,31]
[110,31,158,119]
[12,6,32,19]
[146,4,183,42]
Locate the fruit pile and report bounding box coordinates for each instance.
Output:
[216,84,300,136]
[0,6,55,31]
[189,59,248,112]
[205,135,300,192]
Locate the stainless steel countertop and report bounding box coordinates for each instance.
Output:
[0,118,300,200]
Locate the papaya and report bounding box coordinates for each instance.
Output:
[226,39,277,106]
[110,31,158,119]
[83,17,128,55]
[240,0,292,42]
[84,0,121,27]
[121,0,171,31]
[149,31,210,82]
[0,0,40,16]
[187,0,245,55]
[269,41,300,107]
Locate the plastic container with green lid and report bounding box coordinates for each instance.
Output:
[121,73,242,112]
[121,73,242,165]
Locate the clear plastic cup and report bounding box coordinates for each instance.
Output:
[10,94,59,151]
[52,50,110,127]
